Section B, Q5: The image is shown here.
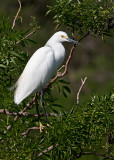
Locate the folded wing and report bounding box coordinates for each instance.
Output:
[14,46,55,104]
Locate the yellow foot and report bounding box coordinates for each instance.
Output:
[47,123,50,127]
[39,122,44,132]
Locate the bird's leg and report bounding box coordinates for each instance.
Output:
[41,89,48,121]
[35,93,44,132]
[35,93,41,121]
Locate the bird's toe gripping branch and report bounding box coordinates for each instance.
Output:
[39,122,44,132]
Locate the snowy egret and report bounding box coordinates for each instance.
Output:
[14,31,79,130]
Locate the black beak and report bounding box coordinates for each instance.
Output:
[66,37,80,45]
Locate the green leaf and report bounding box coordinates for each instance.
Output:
[26,38,37,44]
[10,51,22,59]
[63,86,71,94]
[62,89,68,98]
[58,79,70,84]
[0,64,7,68]
[10,57,16,65]
[46,9,51,16]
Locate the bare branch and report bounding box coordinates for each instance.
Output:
[21,127,40,136]
[76,77,87,108]
[57,65,65,73]
[11,0,38,45]
[81,152,114,160]
[0,109,60,117]
[12,0,21,29]
[7,95,38,130]
[16,28,38,45]
[38,144,59,157]
[24,29,37,39]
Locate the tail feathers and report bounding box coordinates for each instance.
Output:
[14,97,22,105]
[14,90,32,105]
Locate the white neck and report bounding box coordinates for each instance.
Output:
[46,37,58,47]
[45,35,66,72]
[50,42,65,72]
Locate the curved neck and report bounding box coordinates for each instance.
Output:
[45,37,65,72]
[45,36,60,47]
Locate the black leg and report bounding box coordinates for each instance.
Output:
[35,92,41,122]
[41,89,48,121]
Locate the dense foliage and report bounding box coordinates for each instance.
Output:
[0,92,113,159]
[0,0,114,159]
[44,93,114,159]
[48,0,113,38]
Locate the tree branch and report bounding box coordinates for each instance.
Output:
[12,0,39,45]
[38,144,59,157]
[21,127,40,136]
[0,109,60,117]
[16,28,38,45]
[76,77,87,108]
[12,0,21,29]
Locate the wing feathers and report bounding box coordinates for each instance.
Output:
[14,46,55,104]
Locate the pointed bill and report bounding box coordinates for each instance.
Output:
[66,37,80,45]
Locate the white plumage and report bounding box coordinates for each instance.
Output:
[14,31,79,104]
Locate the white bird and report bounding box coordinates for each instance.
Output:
[14,31,79,127]
[14,31,79,105]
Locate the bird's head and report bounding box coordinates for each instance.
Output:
[55,31,79,45]
[46,31,79,46]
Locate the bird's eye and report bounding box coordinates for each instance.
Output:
[61,35,65,38]
[61,35,67,39]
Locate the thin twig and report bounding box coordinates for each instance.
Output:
[76,77,87,108]
[57,65,65,72]
[12,1,38,44]
[38,144,59,157]
[24,29,37,39]
[7,94,39,130]
[12,0,21,29]
[16,28,38,44]
[0,109,60,117]
[21,127,40,136]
